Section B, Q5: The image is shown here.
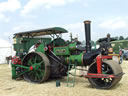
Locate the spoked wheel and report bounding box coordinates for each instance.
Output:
[88,60,123,89]
[22,52,50,83]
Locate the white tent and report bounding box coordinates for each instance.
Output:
[0,39,15,64]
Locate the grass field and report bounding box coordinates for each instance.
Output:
[0,61,128,96]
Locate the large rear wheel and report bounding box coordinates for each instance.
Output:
[22,52,50,83]
[88,60,123,89]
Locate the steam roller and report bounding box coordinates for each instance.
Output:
[11,20,123,89]
[88,60,122,88]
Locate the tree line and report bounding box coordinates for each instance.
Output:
[114,36,128,40]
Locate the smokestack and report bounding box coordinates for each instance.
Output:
[107,33,111,42]
[84,20,91,53]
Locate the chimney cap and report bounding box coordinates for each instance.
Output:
[107,33,110,38]
[84,20,91,24]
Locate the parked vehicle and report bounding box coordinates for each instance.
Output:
[123,52,128,60]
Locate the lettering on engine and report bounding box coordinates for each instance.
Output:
[56,49,66,53]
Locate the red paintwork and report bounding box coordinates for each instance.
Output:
[12,56,21,64]
[102,55,112,59]
[48,46,51,51]
[119,50,122,56]
[96,56,102,74]
[85,55,114,78]
[44,47,48,51]
[96,55,112,74]
[30,66,33,70]
[34,43,41,48]
[85,73,115,78]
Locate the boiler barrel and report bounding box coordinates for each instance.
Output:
[65,53,84,66]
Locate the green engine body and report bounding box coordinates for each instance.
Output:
[12,27,84,79]
[13,37,51,57]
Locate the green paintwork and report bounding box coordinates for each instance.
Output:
[68,42,77,51]
[53,38,67,47]
[12,26,88,81]
[53,46,70,56]
[11,54,45,79]
[52,27,68,33]
[11,64,30,79]
[11,64,16,79]
[35,43,45,53]
[13,37,51,57]
[65,53,83,66]
[26,54,45,79]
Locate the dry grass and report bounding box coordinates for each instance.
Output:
[0,61,128,96]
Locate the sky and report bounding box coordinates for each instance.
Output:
[0,0,128,43]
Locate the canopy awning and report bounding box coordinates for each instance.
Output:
[14,27,68,37]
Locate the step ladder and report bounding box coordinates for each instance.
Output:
[67,61,77,87]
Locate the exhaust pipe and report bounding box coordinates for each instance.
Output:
[83,20,99,66]
[84,20,92,53]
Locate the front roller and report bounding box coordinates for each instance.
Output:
[87,60,123,89]
[22,52,50,83]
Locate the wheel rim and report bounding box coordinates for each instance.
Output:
[88,60,123,89]
[88,63,114,88]
[22,52,50,83]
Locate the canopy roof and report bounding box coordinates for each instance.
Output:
[14,27,68,37]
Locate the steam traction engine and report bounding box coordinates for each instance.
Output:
[11,20,123,89]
